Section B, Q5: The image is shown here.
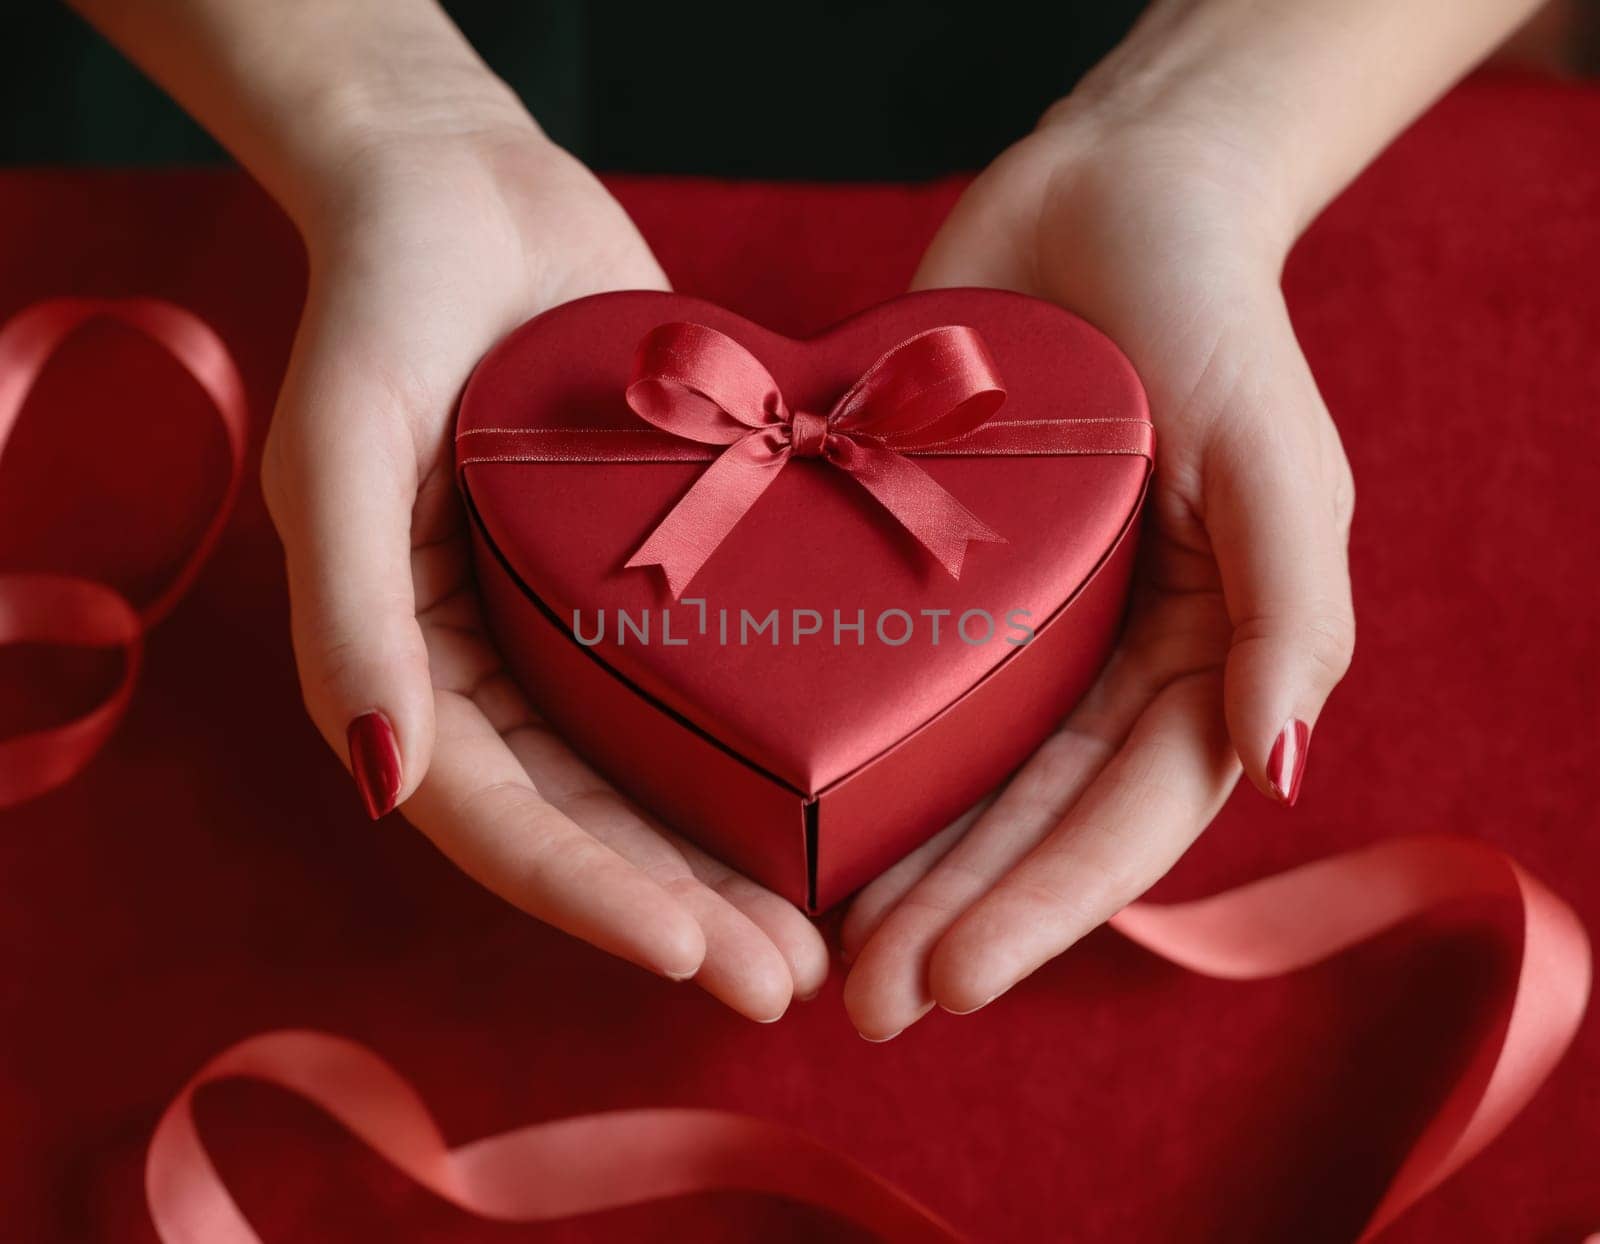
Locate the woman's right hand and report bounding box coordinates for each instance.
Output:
[260,106,828,1021]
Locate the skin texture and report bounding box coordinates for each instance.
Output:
[69,0,1542,1030]
[841,115,1347,1035]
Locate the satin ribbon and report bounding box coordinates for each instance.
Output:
[0,298,247,807]
[455,322,1156,597]
[146,835,1589,1243]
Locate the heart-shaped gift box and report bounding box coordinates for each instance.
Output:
[456,290,1151,911]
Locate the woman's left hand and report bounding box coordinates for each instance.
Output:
[841,101,1357,1040]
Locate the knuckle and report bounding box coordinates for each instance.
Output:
[450,784,603,897]
[1232,604,1356,686]
[1329,460,1357,531]
[550,783,633,838]
[1302,609,1357,683]
[294,612,425,712]
[998,848,1135,937]
[449,778,524,828]
[996,873,1089,926]
[905,858,991,916]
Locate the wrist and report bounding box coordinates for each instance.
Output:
[278,67,544,237]
[1039,6,1327,251]
[197,0,549,243]
[1038,86,1307,263]
[72,0,549,243]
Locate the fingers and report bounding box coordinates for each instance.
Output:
[928,671,1237,1015]
[841,578,1232,1038]
[838,808,979,965]
[664,847,829,1016]
[681,853,831,1003]
[403,690,707,982]
[1204,303,1356,806]
[842,731,1109,1041]
[262,339,436,819]
[475,671,823,1020]
[641,868,797,1022]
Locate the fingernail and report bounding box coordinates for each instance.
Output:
[858,1001,932,1041]
[1267,718,1311,807]
[347,711,402,819]
[941,992,998,1017]
[661,967,697,982]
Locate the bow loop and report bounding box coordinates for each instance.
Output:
[626,322,789,445]
[828,325,1006,446]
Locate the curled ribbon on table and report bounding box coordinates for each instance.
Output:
[146,836,1590,1243]
[0,297,246,807]
[455,322,1156,597]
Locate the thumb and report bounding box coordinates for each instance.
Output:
[1204,309,1356,807]
[262,354,435,820]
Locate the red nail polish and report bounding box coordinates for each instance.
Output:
[1267,718,1311,807]
[347,711,401,819]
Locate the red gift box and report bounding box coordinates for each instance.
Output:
[456,289,1152,910]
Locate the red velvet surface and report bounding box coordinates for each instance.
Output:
[1,75,1596,1242]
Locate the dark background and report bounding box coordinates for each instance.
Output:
[0,2,1146,177]
[8,2,1596,178]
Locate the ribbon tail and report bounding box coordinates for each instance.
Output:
[834,439,1006,579]
[626,433,789,598]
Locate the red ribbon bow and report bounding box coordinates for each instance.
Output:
[455,321,1157,598]
[623,322,1010,596]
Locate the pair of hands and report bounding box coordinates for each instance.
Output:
[260,98,1354,1038]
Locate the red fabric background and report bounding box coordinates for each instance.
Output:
[1,75,1596,1242]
